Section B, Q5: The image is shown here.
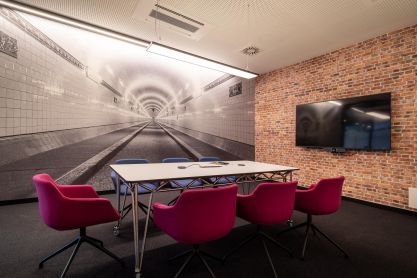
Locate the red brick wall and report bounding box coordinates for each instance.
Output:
[255,25,417,211]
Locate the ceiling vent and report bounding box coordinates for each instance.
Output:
[241,46,261,56]
[132,2,212,40]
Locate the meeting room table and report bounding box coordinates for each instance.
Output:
[110,160,299,276]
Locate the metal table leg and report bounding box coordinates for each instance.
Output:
[131,182,141,274]
[113,175,121,236]
[139,193,154,270]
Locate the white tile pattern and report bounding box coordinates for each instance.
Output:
[0,15,147,137]
[158,76,255,145]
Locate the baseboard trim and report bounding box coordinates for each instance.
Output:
[296,185,416,216]
[342,196,417,217]
[0,197,38,206]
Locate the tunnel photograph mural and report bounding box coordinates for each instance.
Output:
[0,8,255,202]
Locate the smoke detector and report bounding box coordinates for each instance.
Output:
[241,46,261,56]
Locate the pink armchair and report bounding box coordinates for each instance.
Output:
[223,181,297,278]
[278,176,348,259]
[153,184,238,278]
[33,173,124,278]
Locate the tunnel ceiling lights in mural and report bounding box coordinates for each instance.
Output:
[0,1,258,118]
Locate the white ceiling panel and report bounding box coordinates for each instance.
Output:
[10,0,417,74]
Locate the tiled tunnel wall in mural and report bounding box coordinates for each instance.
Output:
[0,8,255,201]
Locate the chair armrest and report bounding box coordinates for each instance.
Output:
[237,194,250,198]
[153,202,176,230]
[296,186,316,194]
[58,185,99,198]
[153,202,171,210]
[62,197,120,227]
[236,193,256,219]
[295,186,317,212]
[237,193,254,203]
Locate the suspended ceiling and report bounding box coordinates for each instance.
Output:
[10,0,417,75]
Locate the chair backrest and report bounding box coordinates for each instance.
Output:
[162,157,192,163]
[199,156,221,162]
[168,185,238,244]
[111,159,149,189]
[115,158,149,164]
[33,174,66,230]
[245,181,297,225]
[307,176,345,214]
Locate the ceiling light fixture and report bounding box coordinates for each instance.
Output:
[0,0,150,48]
[147,42,258,79]
[1,0,258,79]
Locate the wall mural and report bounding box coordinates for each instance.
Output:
[0,29,17,58]
[0,8,255,202]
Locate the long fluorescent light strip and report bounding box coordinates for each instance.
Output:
[147,43,258,79]
[0,0,258,79]
[0,0,149,48]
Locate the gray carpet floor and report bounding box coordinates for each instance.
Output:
[1,191,416,278]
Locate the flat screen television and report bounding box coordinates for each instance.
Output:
[296,93,391,151]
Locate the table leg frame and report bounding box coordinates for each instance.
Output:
[130,170,296,274]
[131,182,140,273]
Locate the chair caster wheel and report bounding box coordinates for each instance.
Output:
[113,226,120,236]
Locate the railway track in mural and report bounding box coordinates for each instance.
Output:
[83,121,239,193]
[74,121,203,193]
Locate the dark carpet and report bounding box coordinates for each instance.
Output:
[1,191,416,278]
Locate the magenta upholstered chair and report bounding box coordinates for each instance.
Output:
[153,184,238,278]
[223,181,297,278]
[33,174,124,278]
[278,176,348,259]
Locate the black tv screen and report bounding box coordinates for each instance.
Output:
[296,93,391,150]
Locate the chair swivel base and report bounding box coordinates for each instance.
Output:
[39,227,125,278]
[223,225,293,278]
[277,214,349,260]
[169,245,223,278]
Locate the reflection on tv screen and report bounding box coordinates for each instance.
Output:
[296,93,391,150]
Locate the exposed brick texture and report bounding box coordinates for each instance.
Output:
[255,25,417,211]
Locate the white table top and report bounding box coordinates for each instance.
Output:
[110,160,299,182]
